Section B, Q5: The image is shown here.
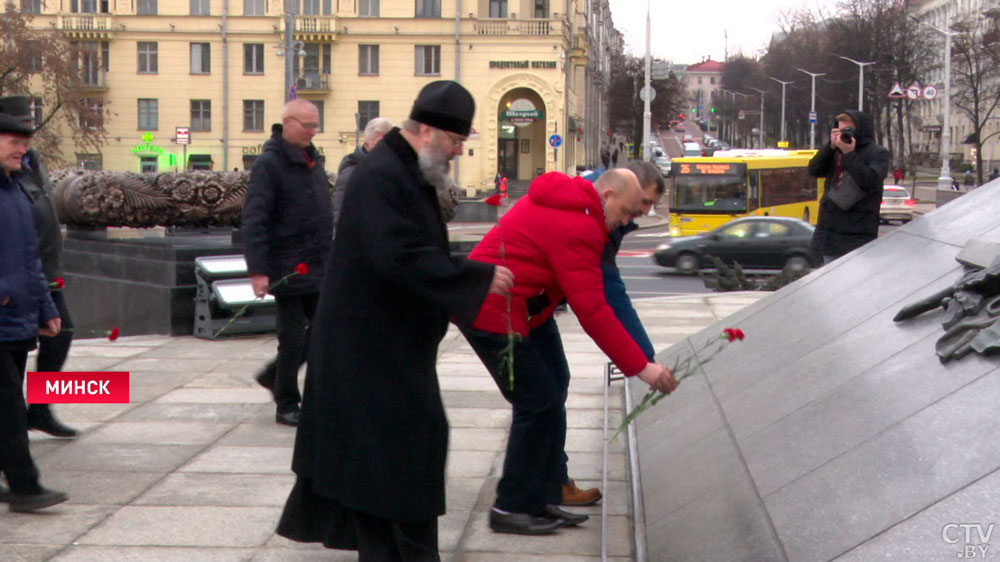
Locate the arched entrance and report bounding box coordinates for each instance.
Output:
[497,88,546,181]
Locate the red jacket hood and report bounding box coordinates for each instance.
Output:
[527,172,610,238]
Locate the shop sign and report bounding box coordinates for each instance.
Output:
[131,131,164,155]
[503,99,542,127]
[489,60,558,69]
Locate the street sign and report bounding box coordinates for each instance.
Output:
[923,85,938,100]
[176,127,190,145]
[548,134,562,148]
[907,84,922,100]
[889,82,906,98]
[808,111,817,124]
[639,86,656,102]
[738,110,746,120]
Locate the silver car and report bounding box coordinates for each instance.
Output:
[879,185,914,223]
[654,156,671,176]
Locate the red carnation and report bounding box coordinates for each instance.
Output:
[294,262,309,276]
[107,327,120,342]
[733,328,746,340]
[484,194,503,206]
[54,277,65,289]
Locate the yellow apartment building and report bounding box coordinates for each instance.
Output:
[21,0,616,192]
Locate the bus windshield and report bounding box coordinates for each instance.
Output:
[673,175,747,214]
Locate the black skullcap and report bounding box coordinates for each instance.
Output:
[409,80,475,136]
[0,113,33,136]
[0,96,32,122]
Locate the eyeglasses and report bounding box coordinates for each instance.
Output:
[442,131,467,147]
[289,115,320,130]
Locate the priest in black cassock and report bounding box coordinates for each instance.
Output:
[276,81,513,561]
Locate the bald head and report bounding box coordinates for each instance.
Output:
[281,99,320,148]
[595,168,642,229]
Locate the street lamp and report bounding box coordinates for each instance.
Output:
[797,68,825,150]
[838,56,876,112]
[641,0,652,161]
[769,77,793,145]
[749,87,766,148]
[912,14,955,192]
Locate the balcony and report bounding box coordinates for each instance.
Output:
[282,15,338,41]
[295,72,330,93]
[58,14,115,38]
[475,18,565,37]
[77,69,108,91]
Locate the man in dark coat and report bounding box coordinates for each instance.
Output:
[242,99,333,426]
[0,95,77,439]
[0,112,67,512]
[808,109,890,263]
[276,81,513,560]
[333,116,393,228]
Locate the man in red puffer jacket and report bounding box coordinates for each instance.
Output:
[461,169,677,535]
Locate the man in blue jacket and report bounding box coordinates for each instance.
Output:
[0,112,67,512]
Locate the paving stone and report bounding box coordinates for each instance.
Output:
[448,428,507,452]
[155,388,272,404]
[115,358,225,373]
[445,451,500,479]
[50,546,254,562]
[438,376,503,392]
[41,470,166,505]
[250,548,357,561]
[38,443,203,473]
[118,402,267,423]
[445,407,511,429]
[134,473,295,507]
[215,421,299,447]
[76,506,281,547]
[0,504,118,545]
[179,446,294,475]
[0,544,63,562]
[459,510,631,557]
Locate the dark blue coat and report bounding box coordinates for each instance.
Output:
[601,221,656,361]
[0,171,58,342]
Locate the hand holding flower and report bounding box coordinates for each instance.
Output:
[636,362,677,394]
[489,265,514,295]
[250,274,270,299]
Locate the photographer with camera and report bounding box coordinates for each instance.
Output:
[807,110,890,263]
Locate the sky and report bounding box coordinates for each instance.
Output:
[608,0,820,65]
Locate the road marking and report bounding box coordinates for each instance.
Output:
[634,232,672,238]
[617,250,652,257]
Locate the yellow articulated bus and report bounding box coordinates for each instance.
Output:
[668,149,826,236]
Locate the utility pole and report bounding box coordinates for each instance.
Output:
[838,56,876,112]
[912,14,955,192]
[769,77,792,144]
[797,68,825,150]
[641,0,652,161]
[282,0,297,102]
[749,87,766,148]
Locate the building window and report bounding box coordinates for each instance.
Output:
[26,54,42,73]
[244,44,264,74]
[191,43,211,74]
[534,0,548,17]
[415,0,439,18]
[489,0,506,18]
[358,101,379,131]
[28,97,42,128]
[359,0,378,16]
[697,77,702,84]
[710,76,716,84]
[243,0,264,15]
[137,98,158,130]
[78,98,103,130]
[77,153,103,170]
[294,43,330,86]
[191,99,211,131]
[20,0,42,13]
[358,45,379,76]
[301,0,331,14]
[190,0,209,15]
[137,0,157,15]
[415,45,441,76]
[137,42,158,74]
[314,100,325,132]
[243,100,264,132]
[140,156,158,173]
[76,41,108,87]
[71,0,108,13]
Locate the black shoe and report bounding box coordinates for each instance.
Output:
[255,369,275,394]
[488,509,562,535]
[28,414,78,439]
[7,487,68,513]
[275,409,300,427]
[541,504,589,526]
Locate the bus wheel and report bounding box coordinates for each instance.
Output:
[802,208,810,223]
[785,255,810,272]
[676,253,699,274]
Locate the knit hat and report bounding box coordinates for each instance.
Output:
[0,96,33,122]
[409,81,475,136]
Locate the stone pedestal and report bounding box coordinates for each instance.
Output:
[62,229,244,337]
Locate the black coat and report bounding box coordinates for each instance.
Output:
[241,125,333,295]
[332,145,365,229]
[808,109,891,258]
[16,150,62,282]
[280,128,494,533]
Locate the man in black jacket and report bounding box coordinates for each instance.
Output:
[333,116,393,228]
[0,96,78,439]
[242,98,333,427]
[276,81,512,561]
[808,110,890,263]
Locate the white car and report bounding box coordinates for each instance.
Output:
[879,185,914,223]
[654,156,672,176]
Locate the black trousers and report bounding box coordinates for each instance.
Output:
[29,290,72,422]
[0,340,40,493]
[259,293,319,411]
[461,317,570,515]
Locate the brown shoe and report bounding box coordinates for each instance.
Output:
[561,478,601,506]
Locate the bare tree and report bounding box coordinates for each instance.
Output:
[0,5,109,167]
[950,12,1000,184]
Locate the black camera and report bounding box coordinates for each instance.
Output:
[839,127,856,145]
